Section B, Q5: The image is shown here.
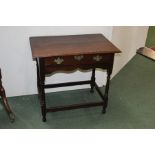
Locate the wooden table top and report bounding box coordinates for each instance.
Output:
[30,34,121,58]
[137,47,155,61]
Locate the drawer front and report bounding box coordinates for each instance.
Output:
[44,54,114,67]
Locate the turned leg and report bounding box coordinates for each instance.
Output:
[36,59,41,99]
[0,69,15,122]
[102,69,111,114]
[90,68,96,93]
[39,59,46,122]
[40,83,46,122]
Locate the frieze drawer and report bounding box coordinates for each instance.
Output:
[44,54,114,66]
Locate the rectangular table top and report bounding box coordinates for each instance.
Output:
[30,34,121,58]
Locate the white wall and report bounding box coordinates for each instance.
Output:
[111,26,148,77]
[0,26,113,97]
[0,26,148,97]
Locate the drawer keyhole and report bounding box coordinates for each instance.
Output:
[74,55,84,61]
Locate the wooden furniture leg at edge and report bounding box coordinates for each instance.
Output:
[0,69,15,122]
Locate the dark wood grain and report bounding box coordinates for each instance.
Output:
[0,69,15,122]
[30,34,120,58]
[30,34,121,122]
[46,102,103,112]
[137,47,155,61]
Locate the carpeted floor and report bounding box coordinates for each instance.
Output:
[0,54,155,128]
[145,26,155,47]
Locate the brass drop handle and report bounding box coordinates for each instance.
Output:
[93,55,102,62]
[54,57,64,64]
[74,55,84,61]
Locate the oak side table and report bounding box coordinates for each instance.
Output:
[30,34,121,122]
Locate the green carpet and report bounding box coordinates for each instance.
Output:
[145,26,155,47]
[1,54,155,128]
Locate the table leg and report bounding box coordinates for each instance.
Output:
[40,85,46,122]
[0,69,15,122]
[90,68,95,93]
[102,69,111,114]
[36,59,41,99]
[39,59,46,122]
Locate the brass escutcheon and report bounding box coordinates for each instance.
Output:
[54,57,64,64]
[93,55,102,62]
